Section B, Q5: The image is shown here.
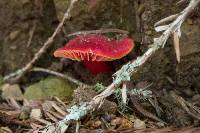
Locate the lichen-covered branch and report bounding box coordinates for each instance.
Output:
[51,0,200,132]
[3,0,79,83]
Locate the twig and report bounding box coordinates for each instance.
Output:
[66,28,129,37]
[53,96,67,107]
[120,0,124,23]
[122,82,127,104]
[148,97,162,118]
[75,121,80,133]
[170,91,200,120]
[173,31,181,63]
[154,14,179,27]
[31,67,93,88]
[27,22,37,47]
[3,0,79,83]
[42,0,200,132]
[101,117,113,131]
[130,96,166,124]
[48,111,64,120]
[51,101,67,116]
[46,112,58,122]
[33,117,52,125]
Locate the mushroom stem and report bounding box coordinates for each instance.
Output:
[83,61,112,75]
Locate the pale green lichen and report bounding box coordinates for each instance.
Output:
[113,62,131,84]
[52,104,89,133]
[130,84,153,100]
[64,103,88,121]
[114,88,129,112]
[113,61,139,85]
[56,121,69,133]
[94,83,106,93]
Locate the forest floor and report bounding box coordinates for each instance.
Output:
[0,0,200,132]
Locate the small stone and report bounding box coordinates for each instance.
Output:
[30,109,42,119]
[134,119,146,129]
[9,30,20,40]
[93,120,102,128]
[1,84,23,100]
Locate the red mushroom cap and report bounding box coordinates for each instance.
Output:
[54,35,134,61]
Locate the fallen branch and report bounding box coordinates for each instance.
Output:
[47,0,200,132]
[3,0,79,83]
[32,67,93,88]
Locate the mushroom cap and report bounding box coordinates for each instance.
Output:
[54,35,134,61]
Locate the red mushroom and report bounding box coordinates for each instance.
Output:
[54,35,134,74]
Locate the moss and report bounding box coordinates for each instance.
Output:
[24,76,75,100]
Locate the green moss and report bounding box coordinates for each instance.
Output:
[24,76,75,100]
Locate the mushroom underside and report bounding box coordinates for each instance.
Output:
[55,50,114,61]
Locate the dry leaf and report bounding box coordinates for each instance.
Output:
[45,112,58,122]
[30,109,42,119]
[134,119,146,129]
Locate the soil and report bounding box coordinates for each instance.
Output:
[0,0,200,132]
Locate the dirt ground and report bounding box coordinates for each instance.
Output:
[0,0,200,132]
